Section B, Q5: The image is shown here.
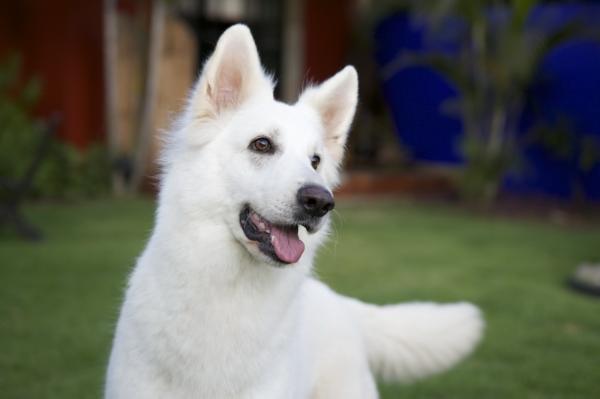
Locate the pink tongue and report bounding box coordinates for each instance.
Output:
[270,226,305,264]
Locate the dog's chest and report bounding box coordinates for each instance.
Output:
[128,261,309,396]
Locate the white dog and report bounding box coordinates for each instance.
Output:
[105,24,483,399]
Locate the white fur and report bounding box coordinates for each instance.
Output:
[105,25,484,399]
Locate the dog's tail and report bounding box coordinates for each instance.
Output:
[343,298,484,383]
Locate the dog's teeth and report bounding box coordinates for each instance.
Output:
[250,212,262,225]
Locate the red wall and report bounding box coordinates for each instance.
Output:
[0,0,105,148]
[303,0,353,83]
[0,0,353,146]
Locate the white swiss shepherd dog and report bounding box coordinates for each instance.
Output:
[105,24,484,399]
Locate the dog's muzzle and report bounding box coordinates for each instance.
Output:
[239,185,334,265]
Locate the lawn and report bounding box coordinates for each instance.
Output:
[1,198,599,398]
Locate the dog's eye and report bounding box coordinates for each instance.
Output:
[311,155,321,170]
[250,137,273,154]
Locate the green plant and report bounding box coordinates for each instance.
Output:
[34,141,111,199]
[529,117,600,203]
[0,54,110,200]
[0,54,43,189]
[387,0,597,205]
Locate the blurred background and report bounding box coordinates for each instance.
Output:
[1,0,600,398]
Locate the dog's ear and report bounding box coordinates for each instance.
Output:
[299,66,358,164]
[189,24,273,120]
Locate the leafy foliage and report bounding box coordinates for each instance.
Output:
[531,118,600,173]
[0,54,43,183]
[388,0,599,204]
[0,54,110,199]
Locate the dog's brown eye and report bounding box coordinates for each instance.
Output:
[250,137,273,153]
[311,155,321,170]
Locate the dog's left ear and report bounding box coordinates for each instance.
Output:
[299,66,358,164]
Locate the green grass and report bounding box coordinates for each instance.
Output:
[1,199,599,398]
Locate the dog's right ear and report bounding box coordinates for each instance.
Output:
[188,24,273,122]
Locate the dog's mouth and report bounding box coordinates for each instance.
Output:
[239,206,306,265]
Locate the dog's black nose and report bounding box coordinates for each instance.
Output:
[297,185,335,217]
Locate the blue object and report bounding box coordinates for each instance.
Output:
[375,5,600,200]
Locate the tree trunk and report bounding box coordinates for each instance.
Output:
[129,0,166,193]
[103,0,125,195]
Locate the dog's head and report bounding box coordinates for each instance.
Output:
[163,25,358,266]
